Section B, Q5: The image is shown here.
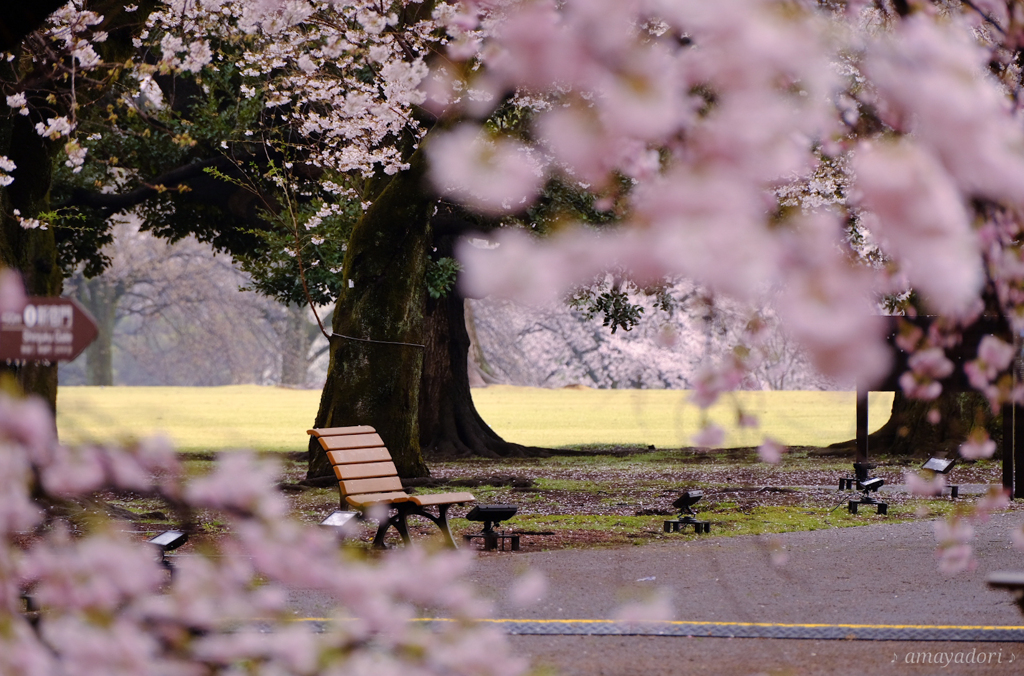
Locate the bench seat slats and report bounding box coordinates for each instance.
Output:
[333,461,398,481]
[307,426,376,438]
[310,425,476,548]
[318,433,386,451]
[346,491,411,507]
[326,448,392,465]
[409,492,476,507]
[339,476,404,495]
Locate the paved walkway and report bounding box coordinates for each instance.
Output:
[285,512,1024,675]
[462,512,1024,675]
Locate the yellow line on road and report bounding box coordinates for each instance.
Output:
[290,617,1024,631]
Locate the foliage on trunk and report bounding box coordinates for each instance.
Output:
[308,154,432,479]
[418,235,540,459]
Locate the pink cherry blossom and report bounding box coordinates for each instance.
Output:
[899,371,942,401]
[757,438,784,464]
[973,487,1011,524]
[907,347,955,380]
[933,518,977,574]
[691,363,744,408]
[959,430,997,460]
[0,268,27,314]
[692,423,725,448]
[509,569,548,608]
[853,141,982,315]
[937,543,977,574]
[428,124,545,215]
[903,471,945,497]
[1011,526,1024,553]
[613,594,675,624]
[975,335,1015,377]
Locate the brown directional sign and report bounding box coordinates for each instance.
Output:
[0,297,98,362]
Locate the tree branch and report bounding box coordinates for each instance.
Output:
[59,156,239,215]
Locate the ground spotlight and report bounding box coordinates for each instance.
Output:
[464,505,519,551]
[846,463,888,515]
[319,510,359,540]
[665,490,710,534]
[148,530,188,572]
[922,457,959,498]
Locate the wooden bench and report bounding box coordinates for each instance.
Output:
[308,426,475,548]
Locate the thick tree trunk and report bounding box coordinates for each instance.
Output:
[0,88,62,409]
[307,154,432,479]
[418,234,543,458]
[839,389,1000,457]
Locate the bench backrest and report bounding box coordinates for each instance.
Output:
[308,426,404,496]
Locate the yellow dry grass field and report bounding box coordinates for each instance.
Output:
[56,385,895,453]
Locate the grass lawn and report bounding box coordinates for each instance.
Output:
[56,384,895,453]
[58,385,1015,552]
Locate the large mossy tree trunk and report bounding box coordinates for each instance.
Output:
[418,234,537,459]
[0,94,63,409]
[832,389,1001,457]
[307,154,432,479]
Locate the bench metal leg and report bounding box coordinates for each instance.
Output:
[412,504,458,548]
[370,510,412,549]
[368,504,462,549]
[371,520,391,549]
[393,512,412,545]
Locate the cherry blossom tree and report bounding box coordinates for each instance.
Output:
[3,1,563,477]
[4,8,1024,673]
[469,280,830,390]
[417,0,1024,465]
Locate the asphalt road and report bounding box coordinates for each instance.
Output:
[285,512,1024,675]
[462,512,1024,676]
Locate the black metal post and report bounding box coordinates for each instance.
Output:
[856,388,869,464]
[1015,402,1024,499]
[1003,402,1014,496]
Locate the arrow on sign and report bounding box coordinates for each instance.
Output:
[0,297,98,362]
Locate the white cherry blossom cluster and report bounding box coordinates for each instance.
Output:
[1,2,122,184]
[143,1,444,181]
[11,209,46,231]
[0,156,15,187]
